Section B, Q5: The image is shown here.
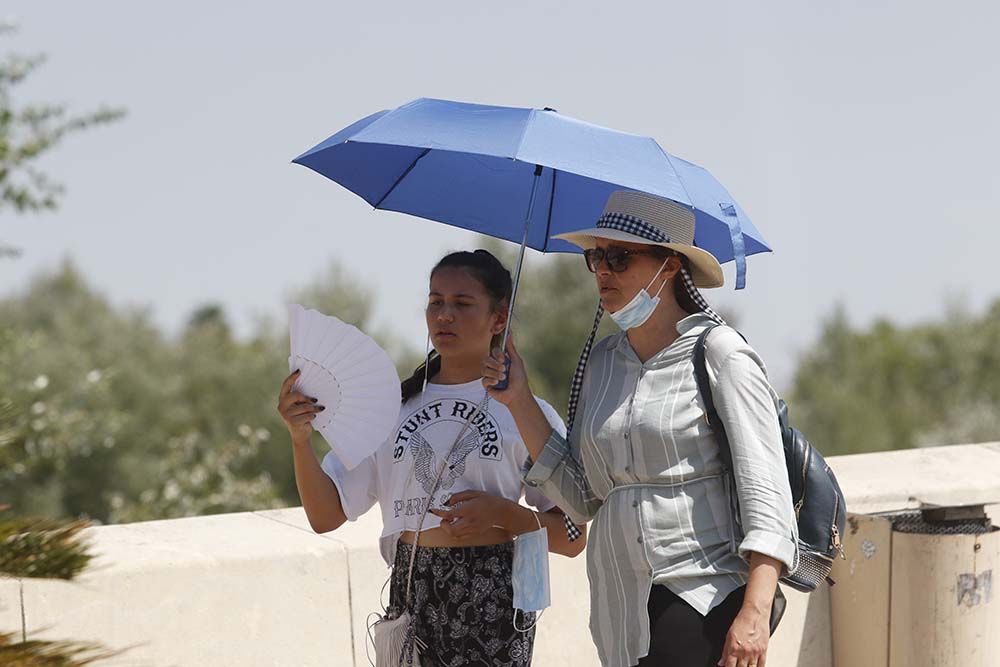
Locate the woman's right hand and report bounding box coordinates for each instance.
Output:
[277,370,325,442]
[481,334,531,408]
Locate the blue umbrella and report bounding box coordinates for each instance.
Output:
[293,98,769,378]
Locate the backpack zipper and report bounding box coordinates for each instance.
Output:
[793,444,810,519]
[830,491,846,560]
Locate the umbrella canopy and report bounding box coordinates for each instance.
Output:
[293,97,769,288]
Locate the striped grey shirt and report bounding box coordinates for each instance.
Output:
[525,313,798,667]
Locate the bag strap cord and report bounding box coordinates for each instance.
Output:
[402,391,492,607]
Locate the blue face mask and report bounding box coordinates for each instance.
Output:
[512,516,550,631]
[608,258,671,331]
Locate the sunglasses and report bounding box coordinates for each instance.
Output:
[583,246,666,273]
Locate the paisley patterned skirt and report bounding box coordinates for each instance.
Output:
[389,541,536,667]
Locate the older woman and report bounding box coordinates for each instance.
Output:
[482,191,797,667]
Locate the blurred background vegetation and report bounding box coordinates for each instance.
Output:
[5,250,1000,525]
[3,23,1000,528]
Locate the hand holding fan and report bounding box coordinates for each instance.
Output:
[288,304,401,469]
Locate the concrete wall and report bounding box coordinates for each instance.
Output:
[2,442,998,667]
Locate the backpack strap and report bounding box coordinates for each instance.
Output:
[694,325,756,538]
[692,325,735,476]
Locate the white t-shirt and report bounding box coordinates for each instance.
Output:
[321,378,565,563]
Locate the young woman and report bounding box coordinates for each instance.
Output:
[277,249,585,667]
[483,191,797,667]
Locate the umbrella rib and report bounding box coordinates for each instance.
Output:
[541,168,557,252]
[373,147,431,209]
[650,138,694,207]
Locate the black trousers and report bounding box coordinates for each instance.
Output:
[637,585,784,667]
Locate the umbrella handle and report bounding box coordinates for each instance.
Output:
[493,356,512,391]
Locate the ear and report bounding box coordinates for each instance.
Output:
[491,304,509,335]
[663,255,683,280]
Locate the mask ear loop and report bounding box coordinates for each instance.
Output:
[646,256,672,298]
[513,608,544,633]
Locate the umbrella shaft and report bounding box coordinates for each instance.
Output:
[500,164,543,353]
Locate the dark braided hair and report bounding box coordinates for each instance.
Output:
[400,249,512,403]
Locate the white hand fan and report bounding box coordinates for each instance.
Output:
[288,304,401,470]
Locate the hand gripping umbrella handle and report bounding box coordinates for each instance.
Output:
[494,356,512,391]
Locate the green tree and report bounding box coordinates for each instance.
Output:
[790,300,1000,455]
[0,24,134,665]
[0,261,281,521]
[0,23,124,259]
[0,23,124,215]
[0,261,171,519]
[0,258,418,523]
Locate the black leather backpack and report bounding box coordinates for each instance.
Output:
[693,325,847,592]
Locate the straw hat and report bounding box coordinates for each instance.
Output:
[554,190,725,288]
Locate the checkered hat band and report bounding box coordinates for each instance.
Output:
[596,213,670,244]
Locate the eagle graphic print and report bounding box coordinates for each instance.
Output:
[390,396,504,515]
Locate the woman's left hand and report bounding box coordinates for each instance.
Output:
[430,490,512,539]
[718,605,770,667]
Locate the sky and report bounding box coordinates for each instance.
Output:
[2,1,998,391]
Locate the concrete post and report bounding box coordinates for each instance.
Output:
[832,508,998,667]
[830,513,893,667]
[889,525,998,666]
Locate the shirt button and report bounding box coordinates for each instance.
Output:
[636,537,643,544]
[632,501,639,508]
[624,432,630,439]
[625,466,631,473]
